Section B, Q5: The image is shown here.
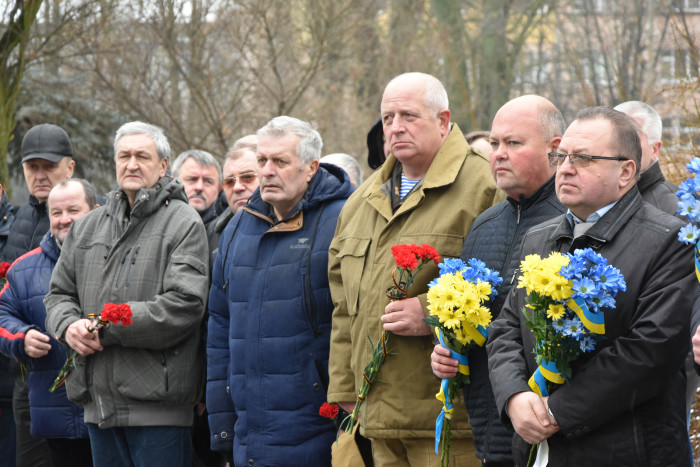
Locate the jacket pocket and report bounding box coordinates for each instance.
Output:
[65,356,90,405]
[336,236,371,316]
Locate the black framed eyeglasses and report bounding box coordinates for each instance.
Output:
[222,172,258,187]
[547,152,628,168]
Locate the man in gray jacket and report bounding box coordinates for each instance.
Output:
[45,121,209,467]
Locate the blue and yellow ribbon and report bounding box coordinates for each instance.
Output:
[463,322,489,347]
[434,329,471,454]
[528,360,564,397]
[567,296,605,335]
[695,245,700,283]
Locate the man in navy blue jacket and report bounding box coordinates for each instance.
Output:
[0,179,97,467]
[431,95,566,467]
[206,116,354,467]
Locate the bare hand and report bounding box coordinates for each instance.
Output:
[381,297,431,336]
[693,324,700,365]
[24,329,51,358]
[507,392,559,444]
[65,319,103,357]
[431,344,459,378]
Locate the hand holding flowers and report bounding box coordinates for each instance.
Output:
[424,258,502,467]
[517,248,625,466]
[337,243,439,435]
[50,303,132,392]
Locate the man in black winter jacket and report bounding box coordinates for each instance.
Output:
[431,95,566,467]
[3,124,75,263]
[488,107,693,466]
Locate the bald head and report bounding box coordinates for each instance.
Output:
[380,72,451,179]
[489,95,565,200]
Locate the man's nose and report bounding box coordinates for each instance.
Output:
[126,156,139,170]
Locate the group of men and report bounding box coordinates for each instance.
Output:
[0,69,696,467]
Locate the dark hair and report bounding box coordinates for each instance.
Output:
[574,106,641,176]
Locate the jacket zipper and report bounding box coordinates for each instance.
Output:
[115,247,132,287]
[161,351,169,392]
[125,246,140,287]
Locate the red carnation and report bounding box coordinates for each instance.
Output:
[0,262,10,279]
[417,244,440,264]
[99,303,133,327]
[319,402,339,419]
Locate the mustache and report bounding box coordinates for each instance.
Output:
[188,190,208,203]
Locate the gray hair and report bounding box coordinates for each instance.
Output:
[321,153,363,185]
[575,106,642,177]
[256,116,323,165]
[225,135,258,162]
[613,100,662,145]
[538,105,567,142]
[172,149,222,182]
[52,178,98,209]
[114,121,170,161]
[384,72,449,117]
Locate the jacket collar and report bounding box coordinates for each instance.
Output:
[549,185,642,247]
[244,163,353,225]
[507,176,557,211]
[637,161,666,194]
[28,194,46,209]
[109,176,186,219]
[39,230,61,262]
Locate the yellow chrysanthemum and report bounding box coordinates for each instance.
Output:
[548,277,573,301]
[474,280,492,301]
[454,327,471,345]
[520,254,543,274]
[546,303,566,320]
[439,308,462,330]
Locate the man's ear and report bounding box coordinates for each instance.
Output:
[619,159,637,189]
[159,158,169,177]
[437,109,451,137]
[306,159,319,182]
[548,137,562,153]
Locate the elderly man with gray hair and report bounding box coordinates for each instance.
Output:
[172,149,224,250]
[45,121,210,467]
[206,116,354,466]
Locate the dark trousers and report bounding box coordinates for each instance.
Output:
[191,407,227,467]
[47,438,93,467]
[13,377,51,467]
[0,397,16,467]
[86,424,192,467]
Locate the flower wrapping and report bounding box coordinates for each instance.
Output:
[518,248,626,397]
[338,243,439,436]
[424,258,502,466]
[50,303,133,392]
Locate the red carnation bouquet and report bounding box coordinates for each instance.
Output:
[338,243,439,434]
[50,303,132,392]
[0,261,10,288]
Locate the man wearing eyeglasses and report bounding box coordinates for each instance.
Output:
[487,107,693,466]
[209,137,260,252]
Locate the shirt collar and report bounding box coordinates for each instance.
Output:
[566,200,618,227]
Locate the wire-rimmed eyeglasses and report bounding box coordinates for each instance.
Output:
[547,152,628,168]
[222,172,258,187]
